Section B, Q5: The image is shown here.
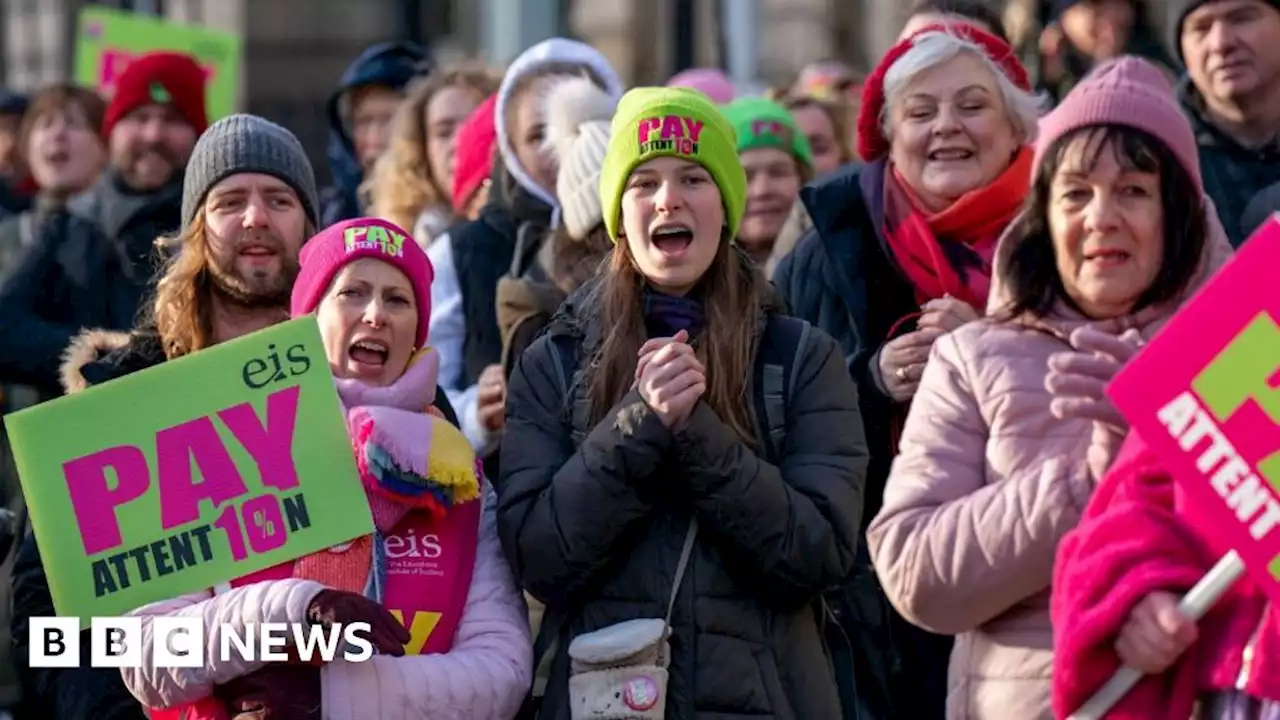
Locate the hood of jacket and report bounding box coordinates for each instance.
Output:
[494,38,622,212]
[986,194,1235,337]
[325,41,432,203]
[59,326,165,394]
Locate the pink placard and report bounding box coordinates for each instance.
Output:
[96,48,216,96]
[1108,217,1280,601]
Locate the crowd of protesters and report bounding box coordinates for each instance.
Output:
[0,0,1277,718]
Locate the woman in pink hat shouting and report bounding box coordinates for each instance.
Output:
[118,218,532,720]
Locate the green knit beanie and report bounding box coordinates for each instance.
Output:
[599,86,747,243]
[722,97,813,173]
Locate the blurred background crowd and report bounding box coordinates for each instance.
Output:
[0,0,1184,191]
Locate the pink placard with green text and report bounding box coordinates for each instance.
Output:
[1108,218,1280,602]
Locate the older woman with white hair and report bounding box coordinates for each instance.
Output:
[773,24,1040,720]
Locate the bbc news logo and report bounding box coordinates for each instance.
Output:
[30,616,375,668]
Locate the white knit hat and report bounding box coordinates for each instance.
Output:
[543,77,619,240]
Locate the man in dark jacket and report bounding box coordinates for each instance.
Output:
[319,41,431,225]
[774,166,952,720]
[0,52,206,399]
[9,113,321,720]
[0,83,107,716]
[1169,0,1280,247]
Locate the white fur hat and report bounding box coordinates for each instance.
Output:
[543,76,619,240]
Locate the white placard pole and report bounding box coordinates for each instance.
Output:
[1068,550,1245,720]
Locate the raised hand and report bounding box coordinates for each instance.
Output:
[476,363,507,433]
[878,328,946,402]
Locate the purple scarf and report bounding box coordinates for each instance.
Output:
[642,287,705,338]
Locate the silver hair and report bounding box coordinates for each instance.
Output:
[880,30,1043,147]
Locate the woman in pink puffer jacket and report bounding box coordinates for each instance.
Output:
[120,218,532,720]
[865,57,1232,719]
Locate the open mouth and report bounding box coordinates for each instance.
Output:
[928,148,974,162]
[239,244,278,260]
[45,150,70,167]
[652,225,694,257]
[349,338,389,368]
[1085,248,1130,266]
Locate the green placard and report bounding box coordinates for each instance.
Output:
[74,6,242,121]
[6,318,373,625]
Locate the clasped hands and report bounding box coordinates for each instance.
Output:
[635,329,706,429]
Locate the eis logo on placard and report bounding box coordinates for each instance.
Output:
[29,617,375,668]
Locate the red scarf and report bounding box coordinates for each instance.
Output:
[882,147,1033,310]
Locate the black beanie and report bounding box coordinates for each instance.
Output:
[1168,0,1280,65]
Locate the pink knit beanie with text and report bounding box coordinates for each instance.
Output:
[1034,56,1202,191]
[290,217,435,349]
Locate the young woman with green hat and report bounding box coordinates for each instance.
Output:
[495,86,868,719]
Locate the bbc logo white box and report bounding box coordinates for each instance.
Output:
[153,616,203,668]
[29,616,204,669]
[89,617,142,668]
[28,617,80,668]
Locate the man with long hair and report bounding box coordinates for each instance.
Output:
[9,113,318,720]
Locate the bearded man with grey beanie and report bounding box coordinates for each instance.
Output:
[9,113,319,720]
[1168,0,1280,247]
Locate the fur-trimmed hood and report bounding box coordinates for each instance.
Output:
[59,327,165,394]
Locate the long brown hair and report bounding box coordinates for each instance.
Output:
[149,212,314,359]
[585,237,766,447]
[150,212,217,359]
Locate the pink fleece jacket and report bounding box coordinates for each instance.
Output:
[1052,432,1280,718]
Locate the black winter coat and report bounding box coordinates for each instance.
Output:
[11,328,164,720]
[496,277,868,719]
[772,161,955,720]
[0,172,181,395]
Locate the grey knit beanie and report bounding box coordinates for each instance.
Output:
[180,114,319,235]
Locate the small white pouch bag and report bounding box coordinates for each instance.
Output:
[567,522,697,719]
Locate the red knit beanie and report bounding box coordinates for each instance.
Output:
[856,23,1031,162]
[103,51,209,138]
[451,94,497,215]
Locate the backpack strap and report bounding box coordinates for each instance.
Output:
[545,333,590,446]
[754,316,814,463]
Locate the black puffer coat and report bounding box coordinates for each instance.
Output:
[496,275,868,719]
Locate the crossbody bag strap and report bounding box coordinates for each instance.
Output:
[663,520,698,626]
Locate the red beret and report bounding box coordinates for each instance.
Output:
[856,23,1031,162]
[103,51,209,138]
